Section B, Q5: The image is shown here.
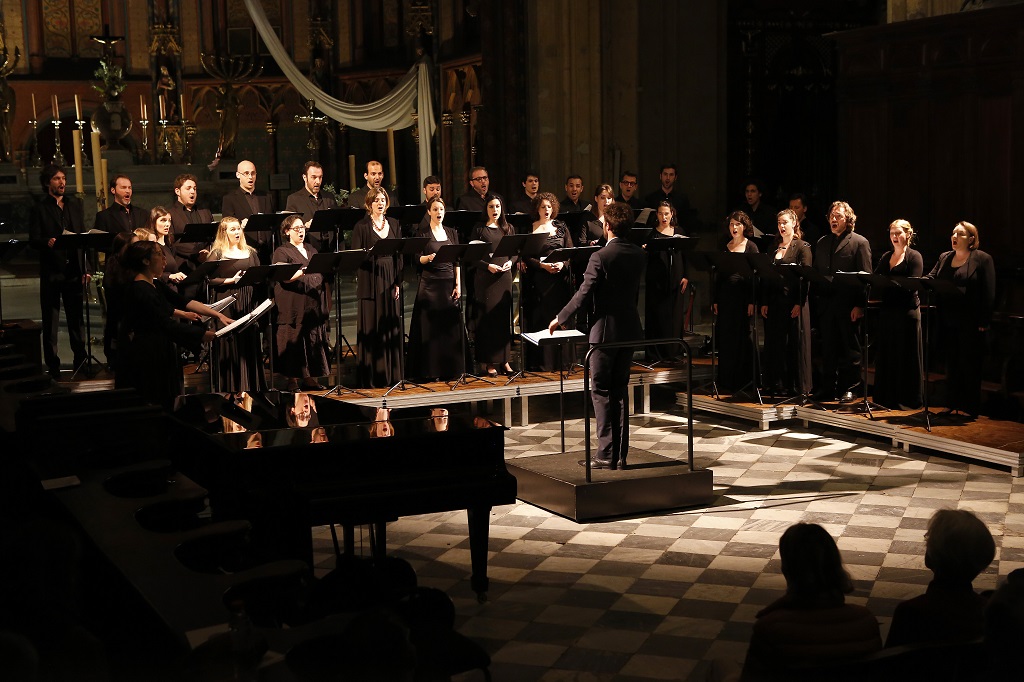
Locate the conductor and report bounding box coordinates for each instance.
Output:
[549,202,647,470]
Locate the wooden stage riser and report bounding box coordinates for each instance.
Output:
[681,395,1024,477]
[327,369,692,426]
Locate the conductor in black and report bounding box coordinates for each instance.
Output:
[550,202,647,470]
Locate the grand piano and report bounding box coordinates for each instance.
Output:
[177,396,517,598]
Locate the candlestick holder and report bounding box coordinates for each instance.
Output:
[158,118,173,163]
[139,118,151,164]
[181,119,196,165]
[74,119,91,167]
[27,118,43,167]
[52,118,67,167]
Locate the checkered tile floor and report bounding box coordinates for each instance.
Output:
[310,395,1021,681]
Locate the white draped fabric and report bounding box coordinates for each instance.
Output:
[242,0,436,183]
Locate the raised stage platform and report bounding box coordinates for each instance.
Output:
[682,393,1024,476]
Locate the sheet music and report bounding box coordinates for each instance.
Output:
[61,229,109,235]
[202,295,235,318]
[635,208,653,224]
[215,298,273,337]
[522,329,586,346]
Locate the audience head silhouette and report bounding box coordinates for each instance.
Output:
[779,522,853,607]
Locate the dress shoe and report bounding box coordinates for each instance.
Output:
[838,391,858,404]
[578,458,616,470]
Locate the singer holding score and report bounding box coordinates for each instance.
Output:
[272,215,330,391]
[471,196,516,377]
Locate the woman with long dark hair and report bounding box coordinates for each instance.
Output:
[472,196,515,376]
[645,200,689,360]
[521,192,574,371]
[760,209,812,396]
[714,211,759,392]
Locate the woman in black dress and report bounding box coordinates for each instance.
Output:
[148,206,187,291]
[273,215,330,391]
[208,216,265,392]
[927,221,996,417]
[714,211,759,393]
[872,219,924,409]
[760,209,812,396]
[645,201,689,360]
[471,196,515,377]
[350,188,403,388]
[117,241,229,410]
[407,197,466,381]
[522,192,573,371]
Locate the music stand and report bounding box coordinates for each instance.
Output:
[831,271,891,418]
[628,227,651,246]
[0,239,28,328]
[367,237,432,396]
[522,328,586,453]
[645,235,696,366]
[768,263,827,410]
[386,204,428,230]
[894,276,963,429]
[243,212,297,253]
[305,250,370,397]
[686,251,719,399]
[54,230,113,379]
[176,221,219,247]
[559,211,599,246]
[506,213,534,235]
[441,210,483,244]
[491,233,548,385]
[705,251,761,403]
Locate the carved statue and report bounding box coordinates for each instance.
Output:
[0,44,20,162]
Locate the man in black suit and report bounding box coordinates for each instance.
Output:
[813,200,872,402]
[29,165,87,378]
[549,202,646,470]
[168,173,214,301]
[348,160,386,212]
[615,170,642,209]
[455,166,501,214]
[644,164,692,232]
[509,171,539,215]
[285,161,338,251]
[221,159,274,222]
[93,174,147,236]
[559,174,585,214]
[415,175,442,233]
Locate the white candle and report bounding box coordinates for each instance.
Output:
[159,95,166,120]
[387,128,397,187]
[74,94,81,120]
[31,93,37,120]
[51,94,59,119]
[72,130,84,194]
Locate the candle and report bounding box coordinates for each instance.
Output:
[179,92,186,120]
[100,159,109,208]
[74,94,81,120]
[159,95,165,120]
[143,101,147,121]
[386,128,397,188]
[71,130,84,194]
[31,93,37,120]
[348,155,357,191]
[52,95,59,119]
[139,95,145,120]
[90,131,103,200]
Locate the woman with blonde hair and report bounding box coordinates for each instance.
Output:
[872,219,924,409]
[208,216,265,391]
[761,208,812,397]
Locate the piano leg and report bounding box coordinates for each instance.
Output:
[467,506,492,601]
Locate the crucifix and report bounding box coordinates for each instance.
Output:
[294,98,329,151]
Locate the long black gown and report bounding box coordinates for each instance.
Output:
[872,249,923,409]
[272,243,330,381]
[715,240,759,392]
[761,240,813,395]
[208,249,266,392]
[351,216,403,388]
[522,224,574,371]
[407,225,467,380]
[471,224,514,365]
[927,249,996,416]
[645,228,688,360]
[117,279,206,410]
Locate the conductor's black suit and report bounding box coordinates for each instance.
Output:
[554,237,647,468]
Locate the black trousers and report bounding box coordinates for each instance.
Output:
[590,346,633,464]
[40,275,86,373]
[818,301,861,395]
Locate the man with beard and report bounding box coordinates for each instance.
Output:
[285,161,338,251]
[29,165,87,378]
[348,160,387,211]
[93,175,147,236]
[455,165,501,214]
[560,174,585,213]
